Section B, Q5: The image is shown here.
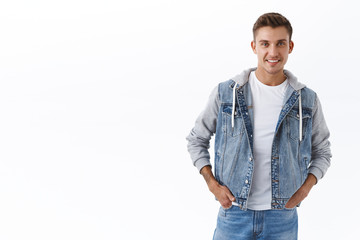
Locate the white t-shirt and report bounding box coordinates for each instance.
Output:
[247,71,289,210]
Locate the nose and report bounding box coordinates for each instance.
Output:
[268,44,278,57]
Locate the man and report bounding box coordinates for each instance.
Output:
[186,13,331,240]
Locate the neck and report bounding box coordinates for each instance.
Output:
[255,68,286,86]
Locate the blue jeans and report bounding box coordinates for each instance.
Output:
[213,205,298,240]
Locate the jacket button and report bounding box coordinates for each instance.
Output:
[249,157,253,161]
[245,179,249,184]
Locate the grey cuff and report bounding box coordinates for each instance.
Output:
[194,158,212,173]
[308,167,323,183]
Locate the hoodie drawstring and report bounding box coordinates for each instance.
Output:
[298,90,302,142]
[231,83,238,129]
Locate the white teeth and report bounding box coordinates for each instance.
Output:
[268,60,279,63]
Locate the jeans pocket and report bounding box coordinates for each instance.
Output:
[284,206,297,211]
[221,204,234,211]
[219,204,234,217]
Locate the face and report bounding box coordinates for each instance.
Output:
[251,26,294,76]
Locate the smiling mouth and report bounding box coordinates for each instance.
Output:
[267,59,280,63]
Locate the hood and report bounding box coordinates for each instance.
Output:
[231,67,306,91]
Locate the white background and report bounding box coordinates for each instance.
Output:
[0,0,359,239]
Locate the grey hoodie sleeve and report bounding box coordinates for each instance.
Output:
[186,85,221,173]
[309,95,332,182]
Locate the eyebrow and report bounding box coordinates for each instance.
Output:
[258,39,288,42]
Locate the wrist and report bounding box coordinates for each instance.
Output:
[208,178,220,193]
[303,174,317,190]
[200,165,220,192]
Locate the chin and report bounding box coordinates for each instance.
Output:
[265,68,283,75]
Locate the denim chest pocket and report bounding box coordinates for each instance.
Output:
[222,104,244,137]
[286,107,312,141]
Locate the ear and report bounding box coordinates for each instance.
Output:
[289,41,294,53]
[251,41,257,54]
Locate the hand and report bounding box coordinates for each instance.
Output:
[285,174,317,209]
[209,183,235,209]
[200,166,235,209]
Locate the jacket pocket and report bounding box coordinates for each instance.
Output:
[286,107,311,141]
[222,104,244,137]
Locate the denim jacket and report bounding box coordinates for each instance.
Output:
[186,68,331,210]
